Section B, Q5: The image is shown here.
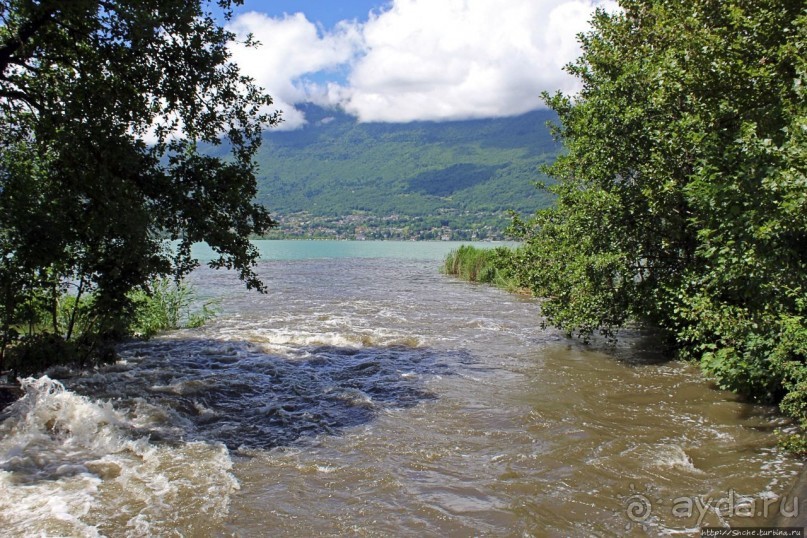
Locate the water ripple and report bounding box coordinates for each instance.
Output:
[66,339,473,450]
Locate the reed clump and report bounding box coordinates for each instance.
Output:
[442,245,524,292]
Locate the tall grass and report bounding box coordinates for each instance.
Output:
[129,278,219,338]
[442,245,524,292]
[10,277,216,343]
[4,277,218,378]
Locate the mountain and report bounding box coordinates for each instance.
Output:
[252,104,561,240]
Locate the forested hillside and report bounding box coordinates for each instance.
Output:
[249,105,560,239]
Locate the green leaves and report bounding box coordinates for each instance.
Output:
[129,278,219,339]
[0,0,278,369]
[511,0,807,427]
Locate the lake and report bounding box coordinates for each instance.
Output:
[0,240,802,536]
[191,239,514,261]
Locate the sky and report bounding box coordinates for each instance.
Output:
[223,0,618,129]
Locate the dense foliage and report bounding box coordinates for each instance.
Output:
[0,0,278,370]
[506,1,807,427]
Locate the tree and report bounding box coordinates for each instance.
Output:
[0,0,279,368]
[507,1,807,425]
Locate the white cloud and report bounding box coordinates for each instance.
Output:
[228,12,363,128]
[228,0,618,126]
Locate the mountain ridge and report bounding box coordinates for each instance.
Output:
[252,104,561,240]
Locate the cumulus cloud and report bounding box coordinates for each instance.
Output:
[227,12,363,128]
[228,0,617,126]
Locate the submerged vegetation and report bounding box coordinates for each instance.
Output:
[492,1,807,441]
[442,246,523,292]
[130,279,219,339]
[2,279,218,378]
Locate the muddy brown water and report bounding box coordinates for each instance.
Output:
[0,246,802,536]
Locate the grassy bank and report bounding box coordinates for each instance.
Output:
[442,245,524,292]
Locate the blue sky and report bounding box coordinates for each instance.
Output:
[231,1,389,29]
[222,0,618,128]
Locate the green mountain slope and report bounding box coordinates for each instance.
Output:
[253,104,560,239]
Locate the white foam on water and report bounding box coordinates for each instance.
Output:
[242,327,421,353]
[334,388,374,408]
[256,329,363,349]
[148,378,216,396]
[652,444,703,474]
[0,376,239,537]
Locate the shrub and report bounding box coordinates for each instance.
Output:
[129,278,219,339]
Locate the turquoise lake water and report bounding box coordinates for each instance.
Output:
[191,239,515,262]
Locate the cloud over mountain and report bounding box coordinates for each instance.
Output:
[228,12,363,128]
[228,0,617,127]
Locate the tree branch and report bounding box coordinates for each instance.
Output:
[0,88,43,112]
[0,6,58,79]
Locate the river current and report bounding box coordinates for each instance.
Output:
[0,241,803,536]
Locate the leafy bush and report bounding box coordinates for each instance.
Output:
[129,278,219,339]
[1,277,218,379]
[506,0,807,446]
